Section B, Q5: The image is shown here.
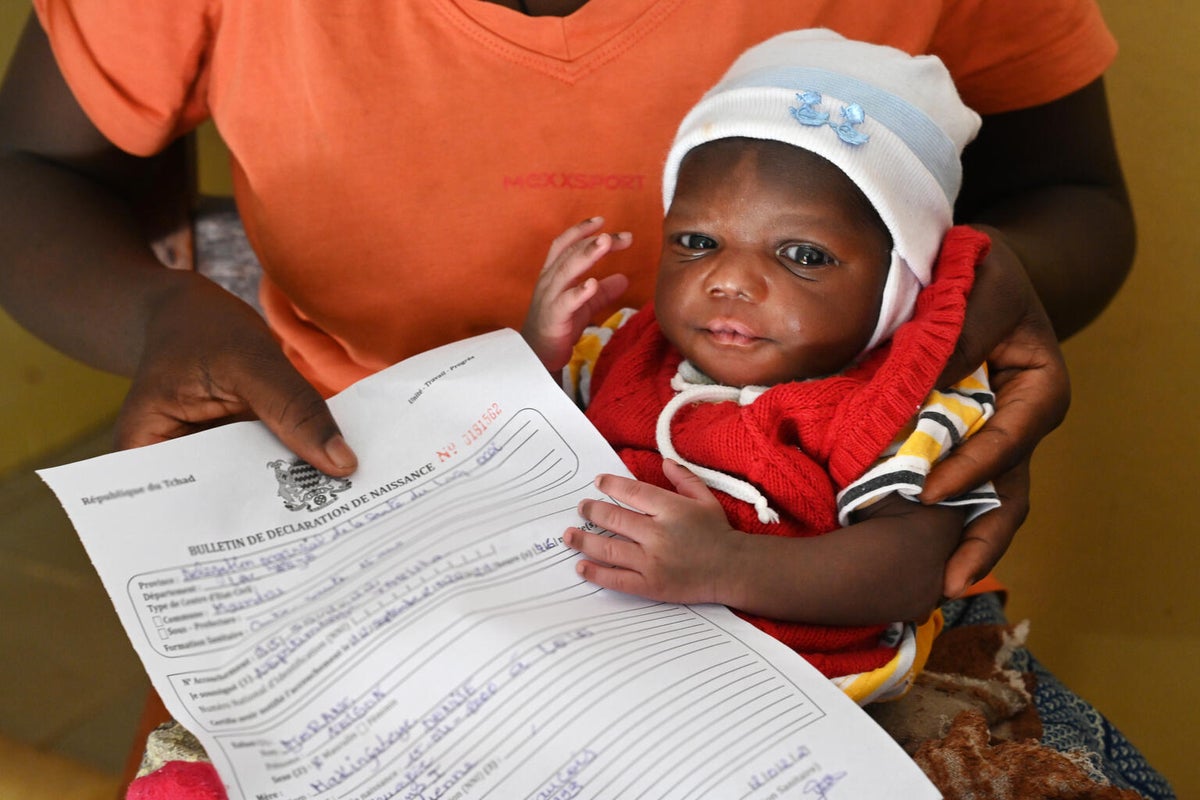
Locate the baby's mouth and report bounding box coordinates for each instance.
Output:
[702,320,762,345]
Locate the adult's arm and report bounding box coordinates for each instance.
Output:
[0,17,355,475]
[960,77,1134,340]
[929,77,1134,596]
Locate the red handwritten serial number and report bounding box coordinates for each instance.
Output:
[462,403,502,446]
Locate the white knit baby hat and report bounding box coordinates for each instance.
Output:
[661,29,982,351]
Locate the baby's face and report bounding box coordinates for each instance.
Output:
[655,139,891,387]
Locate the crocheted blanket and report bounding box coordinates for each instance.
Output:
[868,619,1145,799]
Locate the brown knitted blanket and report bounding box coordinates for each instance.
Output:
[869,621,1144,799]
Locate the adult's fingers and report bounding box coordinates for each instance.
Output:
[942,458,1031,599]
[115,344,356,477]
[234,357,357,476]
[923,324,1067,502]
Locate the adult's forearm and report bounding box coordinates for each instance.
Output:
[958,78,1135,340]
[0,150,186,375]
[971,182,1134,340]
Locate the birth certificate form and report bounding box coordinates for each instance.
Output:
[38,329,939,800]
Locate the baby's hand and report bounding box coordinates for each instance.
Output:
[565,460,742,605]
[522,217,630,371]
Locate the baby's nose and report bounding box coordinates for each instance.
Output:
[704,256,765,301]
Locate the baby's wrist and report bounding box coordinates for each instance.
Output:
[709,529,750,608]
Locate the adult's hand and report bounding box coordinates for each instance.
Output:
[115,273,357,477]
[0,17,352,477]
[930,77,1133,598]
[923,227,1070,598]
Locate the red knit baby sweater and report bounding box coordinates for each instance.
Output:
[585,226,990,677]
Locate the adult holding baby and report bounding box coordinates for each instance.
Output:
[1,2,1168,796]
[0,0,1125,620]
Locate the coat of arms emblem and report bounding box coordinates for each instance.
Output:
[267,458,352,512]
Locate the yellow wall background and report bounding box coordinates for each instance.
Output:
[998,3,1200,795]
[1,2,1196,796]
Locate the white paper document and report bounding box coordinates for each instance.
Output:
[39,329,938,800]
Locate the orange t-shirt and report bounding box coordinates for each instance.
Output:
[35,0,1116,394]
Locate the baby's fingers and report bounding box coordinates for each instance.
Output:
[576,495,656,542]
[563,526,650,596]
[592,272,631,309]
[542,216,606,269]
[592,472,673,515]
[573,559,649,597]
[550,232,628,291]
[549,269,630,327]
[563,526,640,569]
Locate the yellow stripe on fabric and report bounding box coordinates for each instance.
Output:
[838,662,896,705]
[949,365,989,393]
[565,308,638,405]
[564,334,601,404]
[895,429,945,463]
[598,309,631,332]
[838,611,943,705]
[571,334,605,373]
[925,391,978,426]
[909,609,943,678]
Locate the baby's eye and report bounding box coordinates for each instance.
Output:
[678,233,719,251]
[778,243,835,269]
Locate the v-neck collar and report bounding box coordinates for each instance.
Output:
[438,0,683,81]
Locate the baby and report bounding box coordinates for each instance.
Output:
[522,29,998,704]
